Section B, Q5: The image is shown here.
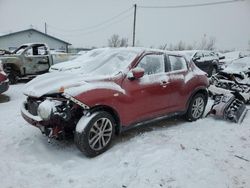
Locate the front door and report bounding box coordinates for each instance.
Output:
[22,45,50,75]
[121,53,176,126]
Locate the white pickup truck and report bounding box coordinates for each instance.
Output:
[0,43,77,84]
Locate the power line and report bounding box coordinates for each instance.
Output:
[47,6,133,33]
[48,11,133,37]
[138,0,244,9]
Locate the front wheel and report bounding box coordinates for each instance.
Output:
[186,93,207,121]
[74,111,115,157]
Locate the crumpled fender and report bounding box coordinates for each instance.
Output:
[64,81,126,108]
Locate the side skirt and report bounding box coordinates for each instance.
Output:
[120,111,186,133]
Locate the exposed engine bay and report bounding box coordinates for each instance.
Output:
[24,94,84,140]
[207,70,250,123]
[209,71,250,103]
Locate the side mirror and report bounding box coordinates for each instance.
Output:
[128,67,144,80]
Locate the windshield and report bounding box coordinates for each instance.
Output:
[80,49,138,76]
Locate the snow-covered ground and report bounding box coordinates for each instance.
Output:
[0,84,250,188]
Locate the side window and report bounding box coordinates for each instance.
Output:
[137,54,165,75]
[24,48,33,56]
[25,45,48,56]
[37,46,48,55]
[169,56,187,71]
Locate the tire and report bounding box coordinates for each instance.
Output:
[8,70,19,84]
[74,111,115,157]
[186,93,207,121]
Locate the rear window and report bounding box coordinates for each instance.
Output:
[169,56,187,71]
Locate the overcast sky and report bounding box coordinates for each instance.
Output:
[0,0,250,50]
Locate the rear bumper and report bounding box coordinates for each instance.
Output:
[0,79,9,94]
[21,101,43,127]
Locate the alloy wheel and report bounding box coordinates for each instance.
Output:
[88,118,113,151]
[191,97,205,119]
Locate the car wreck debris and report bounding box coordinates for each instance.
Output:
[207,93,247,123]
[209,73,250,103]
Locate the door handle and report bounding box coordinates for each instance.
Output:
[160,80,169,87]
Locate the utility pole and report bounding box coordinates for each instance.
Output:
[45,22,47,34]
[132,4,137,47]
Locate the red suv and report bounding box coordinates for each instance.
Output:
[0,62,9,94]
[21,48,209,157]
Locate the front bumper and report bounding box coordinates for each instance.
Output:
[21,101,43,127]
[0,79,9,94]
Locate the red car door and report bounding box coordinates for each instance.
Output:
[121,53,177,126]
[167,55,191,111]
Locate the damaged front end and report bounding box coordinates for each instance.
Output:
[208,71,249,123]
[209,72,250,103]
[21,93,88,140]
[207,93,247,123]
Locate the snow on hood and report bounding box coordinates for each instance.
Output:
[64,80,125,96]
[222,57,250,74]
[50,59,83,71]
[23,72,124,98]
[24,72,87,97]
[49,48,110,72]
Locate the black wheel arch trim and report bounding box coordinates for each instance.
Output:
[185,87,208,113]
[89,105,121,135]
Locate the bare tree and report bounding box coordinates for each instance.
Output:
[176,40,186,50]
[199,37,206,50]
[206,36,216,50]
[108,34,128,47]
[168,43,174,51]
[199,35,216,50]
[108,34,120,47]
[120,37,128,47]
[159,43,168,50]
[159,35,216,51]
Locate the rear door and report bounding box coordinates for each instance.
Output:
[167,55,191,111]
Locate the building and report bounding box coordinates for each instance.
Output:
[0,28,71,52]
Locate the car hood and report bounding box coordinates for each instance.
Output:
[24,72,124,98]
[222,57,250,74]
[0,56,19,62]
[50,60,84,72]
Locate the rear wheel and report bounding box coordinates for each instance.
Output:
[186,93,206,121]
[74,111,115,157]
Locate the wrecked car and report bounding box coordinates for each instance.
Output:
[207,93,247,123]
[181,50,222,77]
[49,48,108,72]
[0,43,75,84]
[0,61,9,94]
[21,47,209,157]
[209,56,250,103]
